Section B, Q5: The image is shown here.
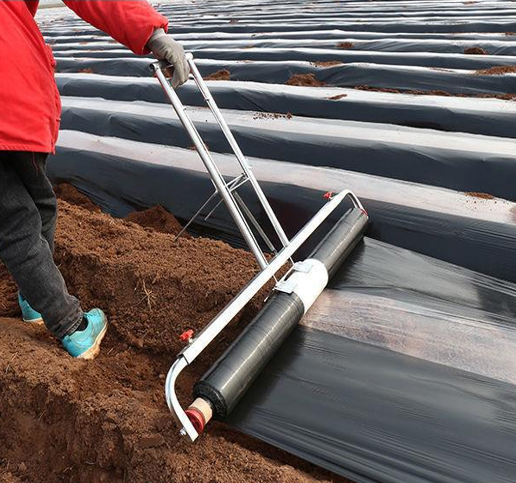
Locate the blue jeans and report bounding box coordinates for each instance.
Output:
[0,151,83,338]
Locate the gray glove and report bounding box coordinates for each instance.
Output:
[147,28,189,88]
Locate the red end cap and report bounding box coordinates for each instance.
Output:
[323,191,334,200]
[179,329,194,342]
[185,407,206,434]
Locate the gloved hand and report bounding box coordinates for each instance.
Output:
[147,28,190,88]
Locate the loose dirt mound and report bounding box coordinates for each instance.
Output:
[286,73,326,87]
[204,69,231,81]
[311,61,343,67]
[464,47,487,55]
[54,183,101,213]
[54,201,263,354]
[475,65,516,75]
[328,94,348,100]
[125,205,190,237]
[0,195,344,483]
[465,191,495,200]
[353,85,516,100]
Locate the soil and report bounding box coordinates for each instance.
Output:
[77,68,94,74]
[464,47,487,55]
[464,191,495,200]
[286,73,326,87]
[311,61,343,67]
[204,69,231,81]
[125,206,191,237]
[253,112,293,120]
[328,94,348,100]
[0,188,348,483]
[336,42,354,49]
[53,183,101,213]
[475,65,516,75]
[353,84,516,100]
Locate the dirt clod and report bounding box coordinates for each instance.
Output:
[125,205,189,237]
[204,69,231,81]
[336,42,354,49]
[328,94,348,100]
[464,192,495,200]
[475,65,516,76]
[311,61,343,67]
[77,67,94,74]
[464,47,487,55]
[53,183,101,213]
[286,73,326,87]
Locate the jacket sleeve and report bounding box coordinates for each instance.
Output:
[62,0,168,55]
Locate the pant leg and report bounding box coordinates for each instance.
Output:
[0,151,83,338]
[10,152,57,252]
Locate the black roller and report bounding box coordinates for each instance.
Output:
[310,206,369,278]
[192,206,368,422]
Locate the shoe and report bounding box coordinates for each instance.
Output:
[62,309,107,360]
[18,293,43,324]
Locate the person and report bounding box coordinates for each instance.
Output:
[0,0,189,359]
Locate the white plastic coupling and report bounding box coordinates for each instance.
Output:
[275,259,329,313]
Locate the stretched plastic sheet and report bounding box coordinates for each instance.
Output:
[56,74,516,139]
[54,56,516,94]
[51,37,516,55]
[49,131,516,282]
[51,43,516,70]
[228,237,516,483]
[45,30,516,43]
[59,96,516,200]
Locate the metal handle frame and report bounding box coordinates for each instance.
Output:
[151,55,365,441]
[151,53,290,270]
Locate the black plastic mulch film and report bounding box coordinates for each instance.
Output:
[40,1,516,482]
[229,236,516,483]
[49,141,516,283]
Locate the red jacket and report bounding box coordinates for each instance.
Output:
[0,0,168,153]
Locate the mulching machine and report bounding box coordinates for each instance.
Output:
[152,54,368,441]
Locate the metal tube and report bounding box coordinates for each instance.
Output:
[234,192,277,254]
[186,54,290,249]
[152,65,269,270]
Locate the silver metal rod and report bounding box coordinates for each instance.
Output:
[152,65,269,270]
[166,190,363,441]
[204,175,249,221]
[174,188,219,241]
[186,54,290,249]
[234,192,277,254]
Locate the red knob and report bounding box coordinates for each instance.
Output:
[180,329,194,342]
[185,407,206,434]
[323,191,334,200]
